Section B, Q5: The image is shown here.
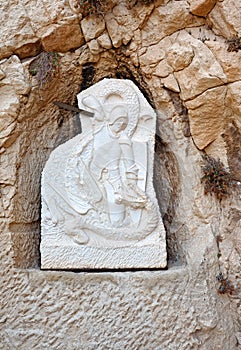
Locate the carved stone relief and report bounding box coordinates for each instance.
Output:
[41,79,167,269]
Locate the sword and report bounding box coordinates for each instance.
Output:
[53,101,94,117]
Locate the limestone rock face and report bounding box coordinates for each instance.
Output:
[227,81,241,123]
[41,21,84,52]
[166,42,194,71]
[81,16,106,42]
[97,32,112,49]
[190,0,217,16]
[208,0,241,37]
[185,86,227,149]
[0,0,240,348]
[0,1,37,59]
[139,42,166,66]
[173,31,227,100]
[105,3,153,48]
[141,1,205,46]
[206,40,241,82]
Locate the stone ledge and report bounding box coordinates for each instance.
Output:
[24,265,187,285]
[41,244,167,270]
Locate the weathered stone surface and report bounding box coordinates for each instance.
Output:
[0,68,6,80]
[22,0,51,31]
[41,0,75,23]
[141,1,205,46]
[154,59,173,78]
[41,21,84,52]
[0,1,37,59]
[68,0,83,16]
[166,42,194,71]
[222,122,241,182]
[105,17,122,48]
[0,56,30,96]
[223,84,241,181]
[0,116,17,149]
[226,81,241,124]
[87,39,102,55]
[185,86,227,149]
[0,0,81,59]
[14,39,42,59]
[11,227,40,268]
[138,37,172,77]
[206,40,241,82]
[161,74,180,92]
[81,15,105,42]
[0,266,235,349]
[139,42,165,66]
[174,31,227,100]
[0,57,26,143]
[190,0,217,17]
[105,2,153,48]
[97,32,112,49]
[208,0,241,37]
[204,135,228,166]
[0,87,19,115]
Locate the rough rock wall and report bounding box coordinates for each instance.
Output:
[0,0,240,349]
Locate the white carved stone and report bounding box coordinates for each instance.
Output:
[40,79,167,269]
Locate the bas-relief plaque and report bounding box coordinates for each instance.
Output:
[41,79,167,269]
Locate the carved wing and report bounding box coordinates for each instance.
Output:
[65,139,102,215]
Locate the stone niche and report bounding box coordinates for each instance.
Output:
[40,79,167,269]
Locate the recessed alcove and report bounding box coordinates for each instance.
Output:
[8,56,184,270]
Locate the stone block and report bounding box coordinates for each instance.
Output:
[166,42,194,72]
[41,79,167,269]
[41,21,84,52]
[81,15,105,42]
[97,32,112,49]
[185,86,227,149]
[174,31,227,100]
[190,0,217,17]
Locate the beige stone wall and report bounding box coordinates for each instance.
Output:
[0,0,240,348]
